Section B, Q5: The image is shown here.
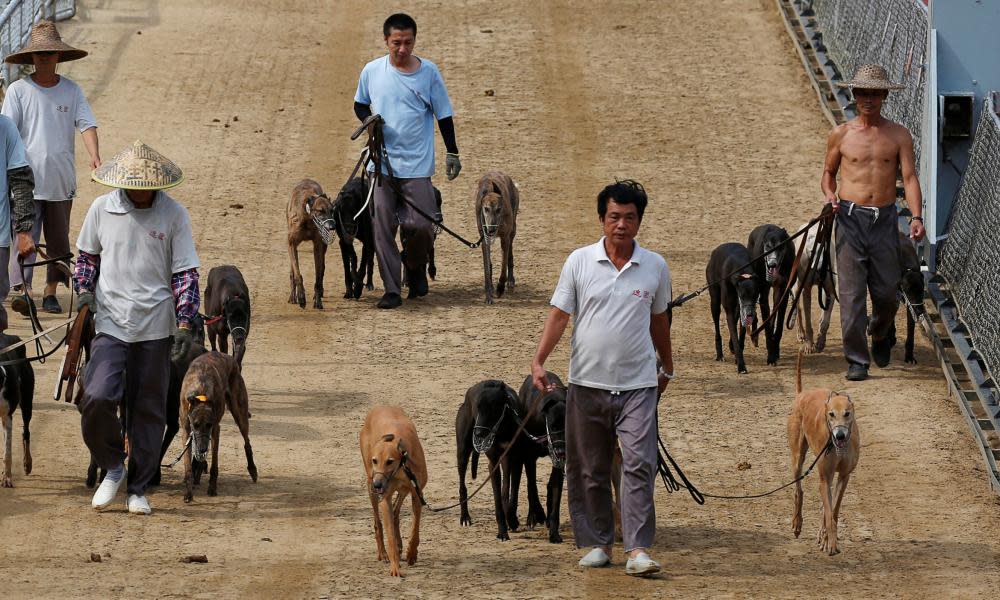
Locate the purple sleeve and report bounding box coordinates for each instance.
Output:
[73,250,100,294]
[171,268,200,327]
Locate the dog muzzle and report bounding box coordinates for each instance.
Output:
[191,434,210,462]
[312,215,336,245]
[739,305,756,329]
[765,257,779,282]
[831,426,851,453]
[482,222,499,242]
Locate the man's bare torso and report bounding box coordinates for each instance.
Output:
[829,118,909,207]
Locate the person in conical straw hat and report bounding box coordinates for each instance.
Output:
[822,63,924,382]
[3,20,101,315]
[74,141,200,516]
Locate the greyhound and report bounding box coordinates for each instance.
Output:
[515,373,567,543]
[332,177,375,299]
[287,179,336,309]
[474,172,519,304]
[748,224,795,365]
[400,186,443,293]
[360,405,428,577]
[707,242,760,374]
[204,265,251,369]
[180,352,257,502]
[0,334,34,488]
[894,231,925,364]
[788,352,859,555]
[791,221,836,354]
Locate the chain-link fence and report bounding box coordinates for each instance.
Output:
[806,0,928,164]
[1,0,76,88]
[938,96,1000,383]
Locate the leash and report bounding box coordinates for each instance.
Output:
[161,436,192,469]
[668,208,834,310]
[347,115,484,249]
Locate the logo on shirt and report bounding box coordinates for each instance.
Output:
[149,230,166,241]
[57,105,70,113]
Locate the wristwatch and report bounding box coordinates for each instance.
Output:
[909,215,924,224]
[657,367,675,380]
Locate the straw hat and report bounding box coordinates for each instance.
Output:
[92,141,184,190]
[4,20,88,65]
[836,64,904,91]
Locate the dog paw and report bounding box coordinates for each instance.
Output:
[1,475,13,488]
[905,355,917,365]
[497,530,510,541]
[715,353,724,362]
[313,298,324,310]
[23,458,31,475]
[497,282,506,297]
[737,366,748,374]
[352,286,363,300]
[184,492,194,503]
[792,517,802,538]
[248,465,258,482]
[406,550,418,565]
[549,531,563,544]
[814,338,827,353]
[460,513,472,526]
[389,564,402,577]
[343,290,352,299]
[207,485,218,497]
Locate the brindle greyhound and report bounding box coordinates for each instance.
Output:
[707,242,760,374]
[180,351,257,502]
[1,334,34,488]
[474,172,519,305]
[792,221,836,354]
[748,224,795,365]
[332,177,375,299]
[287,179,336,309]
[205,265,251,369]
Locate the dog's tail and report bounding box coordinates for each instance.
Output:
[471,451,479,480]
[796,349,804,394]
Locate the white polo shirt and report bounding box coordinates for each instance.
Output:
[551,238,672,392]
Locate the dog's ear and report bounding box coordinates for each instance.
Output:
[492,181,502,196]
[506,388,519,407]
[305,195,315,215]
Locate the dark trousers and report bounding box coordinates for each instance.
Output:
[373,175,437,295]
[80,334,171,496]
[566,384,658,552]
[836,202,901,366]
[9,199,73,288]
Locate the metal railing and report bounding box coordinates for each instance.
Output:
[0,0,76,89]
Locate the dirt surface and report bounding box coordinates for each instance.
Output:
[2,0,1000,598]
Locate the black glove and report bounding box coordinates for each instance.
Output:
[171,326,193,362]
[76,291,96,314]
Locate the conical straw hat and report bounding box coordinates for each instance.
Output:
[92,141,184,190]
[835,64,904,90]
[4,20,88,65]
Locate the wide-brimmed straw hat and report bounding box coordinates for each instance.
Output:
[836,64,904,91]
[4,20,88,65]
[92,141,184,190]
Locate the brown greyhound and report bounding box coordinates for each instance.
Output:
[287,178,336,309]
[474,171,519,304]
[788,351,860,555]
[180,352,257,502]
[360,405,427,577]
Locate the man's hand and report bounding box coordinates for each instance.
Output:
[910,217,926,242]
[76,291,96,314]
[657,373,670,398]
[91,156,102,169]
[531,362,552,393]
[825,195,840,214]
[15,231,35,259]
[171,326,193,362]
[446,153,462,180]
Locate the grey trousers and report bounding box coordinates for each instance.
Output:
[9,199,73,288]
[373,175,437,295]
[80,334,171,496]
[836,202,901,366]
[566,384,658,552]
[0,246,9,330]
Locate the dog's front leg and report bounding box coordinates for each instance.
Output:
[830,472,851,553]
[503,456,520,531]
[362,239,375,290]
[312,240,326,309]
[207,424,220,497]
[183,429,195,503]
[368,491,388,562]
[546,466,564,543]
[817,473,838,555]
[524,459,546,528]
[339,239,355,299]
[482,243,494,305]
[816,279,835,352]
[380,496,403,576]
[789,430,807,538]
[288,242,306,308]
[497,235,509,297]
[490,459,509,541]
[800,284,816,352]
[905,310,917,364]
[407,492,421,565]
[1,414,12,487]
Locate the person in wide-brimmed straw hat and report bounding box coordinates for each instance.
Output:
[820,63,924,382]
[2,20,101,315]
[74,141,200,516]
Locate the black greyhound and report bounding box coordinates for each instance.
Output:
[400,186,444,293]
[205,265,251,369]
[456,379,560,541]
[894,231,925,364]
[1,333,35,488]
[515,372,567,543]
[748,224,795,365]
[333,177,375,299]
[707,243,761,374]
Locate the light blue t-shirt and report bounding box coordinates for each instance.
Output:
[354,55,453,179]
[0,115,30,248]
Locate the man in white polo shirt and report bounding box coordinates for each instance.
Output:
[531,180,673,576]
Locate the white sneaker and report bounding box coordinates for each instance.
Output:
[625,552,661,576]
[578,547,611,568]
[91,469,125,510]
[127,494,152,515]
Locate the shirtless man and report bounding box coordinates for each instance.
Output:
[821,64,925,381]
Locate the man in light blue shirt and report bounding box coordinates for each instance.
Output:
[354,13,461,309]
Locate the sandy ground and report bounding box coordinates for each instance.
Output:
[2,0,1000,598]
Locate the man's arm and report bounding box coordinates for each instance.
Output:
[531,307,571,391]
[650,310,673,396]
[171,268,201,329]
[898,128,924,241]
[73,250,100,294]
[821,125,845,212]
[354,101,372,123]
[438,116,458,154]
[81,127,101,169]
[8,165,36,258]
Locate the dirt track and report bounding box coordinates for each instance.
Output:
[2,0,1000,598]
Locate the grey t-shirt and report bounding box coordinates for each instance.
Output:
[550,238,672,392]
[77,189,200,343]
[0,75,97,201]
